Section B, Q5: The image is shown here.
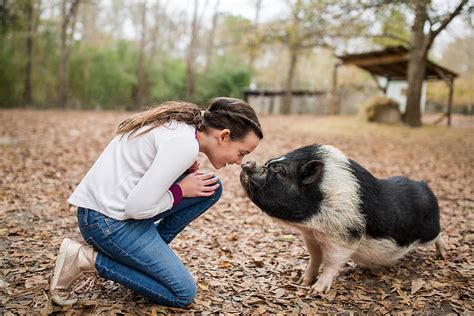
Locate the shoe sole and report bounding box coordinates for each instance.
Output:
[50,238,78,305]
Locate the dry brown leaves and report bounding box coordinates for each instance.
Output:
[0,110,472,314]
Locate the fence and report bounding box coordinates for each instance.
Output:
[243,86,380,115]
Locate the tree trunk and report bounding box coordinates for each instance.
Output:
[135,0,148,109]
[204,0,219,74]
[282,47,298,114]
[186,0,199,99]
[405,49,427,127]
[248,0,262,72]
[149,2,162,63]
[58,0,80,109]
[58,15,68,108]
[23,0,33,106]
[404,0,428,127]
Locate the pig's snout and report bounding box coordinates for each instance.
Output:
[241,160,256,172]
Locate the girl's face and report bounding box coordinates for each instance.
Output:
[205,129,260,169]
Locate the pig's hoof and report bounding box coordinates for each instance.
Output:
[310,278,332,294]
[297,274,314,286]
[436,248,447,259]
[435,236,447,259]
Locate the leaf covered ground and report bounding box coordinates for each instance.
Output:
[0,110,473,314]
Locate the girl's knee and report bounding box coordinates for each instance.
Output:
[175,280,196,307]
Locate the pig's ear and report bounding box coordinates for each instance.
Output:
[300,160,324,185]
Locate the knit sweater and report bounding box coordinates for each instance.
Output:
[68,121,199,220]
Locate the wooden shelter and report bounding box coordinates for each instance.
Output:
[333,46,458,126]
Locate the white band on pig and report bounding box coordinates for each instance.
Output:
[268,156,287,164]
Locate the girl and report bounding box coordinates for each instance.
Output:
[50,97,263,307]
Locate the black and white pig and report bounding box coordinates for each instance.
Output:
[239,144,447,293]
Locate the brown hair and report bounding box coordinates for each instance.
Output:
[117,97,263,140]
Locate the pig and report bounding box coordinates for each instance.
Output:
[240,144,447,293]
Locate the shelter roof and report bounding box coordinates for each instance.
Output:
[337,46,457,81]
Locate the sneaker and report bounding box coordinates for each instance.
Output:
[50,238,97,305]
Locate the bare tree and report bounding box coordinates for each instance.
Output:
[266,0,363,114]
[248,0,262,72]
[186,0,200,99]
[204,0,220,74]
[58,0,80,108]
[149,2,165,63]
[134,0,148,109]
[78,0,100,46]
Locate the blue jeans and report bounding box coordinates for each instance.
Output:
[76,179,222,308]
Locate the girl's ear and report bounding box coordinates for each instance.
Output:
[218,129,231,143]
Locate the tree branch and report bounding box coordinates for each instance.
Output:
[62,0,80,34]
[429,0,468,43]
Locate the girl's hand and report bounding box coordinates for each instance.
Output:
[178,171,220,197]
[188,161,200,173]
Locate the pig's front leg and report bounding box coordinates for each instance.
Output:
[297,232,322,286]
[310,243,354,293]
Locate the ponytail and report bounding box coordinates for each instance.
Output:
[117,101,203,139]
[117,97,263,141]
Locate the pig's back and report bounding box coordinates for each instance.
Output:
[349,160,441,247]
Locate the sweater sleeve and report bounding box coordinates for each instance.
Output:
[124,136,198,219]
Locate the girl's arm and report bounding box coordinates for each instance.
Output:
[124,136,198,219]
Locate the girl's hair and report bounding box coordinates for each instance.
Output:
[117,97,263,140]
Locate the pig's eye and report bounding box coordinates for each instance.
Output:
[270,165,287,177]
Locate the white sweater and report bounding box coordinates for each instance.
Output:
[68,121,199,220]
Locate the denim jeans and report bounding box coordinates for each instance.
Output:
[76,179,222,308]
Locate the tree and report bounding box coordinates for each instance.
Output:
[134,0,148,109]
[247,0,262,72]
[265,0,364,114]
[186,0,200,100]
[148,2,165,64]
[204,0,219,74]
[404,0,469,126]
[58,0,80,108]
[23,0,32,105]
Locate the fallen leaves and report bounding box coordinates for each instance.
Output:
[411,278,426,295]
[0,110,473,314]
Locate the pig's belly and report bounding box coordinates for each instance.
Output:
[351,236,419,268]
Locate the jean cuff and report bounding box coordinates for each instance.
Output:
[169,184,183,206]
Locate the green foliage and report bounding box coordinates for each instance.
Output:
[373,8,410,47]
[0,29,251,109]
[30,22,60,107]
[0,40,23,106]
[149,57,187,104]
[70,42,137,109]
[196,58,251,105]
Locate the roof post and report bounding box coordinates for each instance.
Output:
[330,62,340,115]
[447,77,454,127]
